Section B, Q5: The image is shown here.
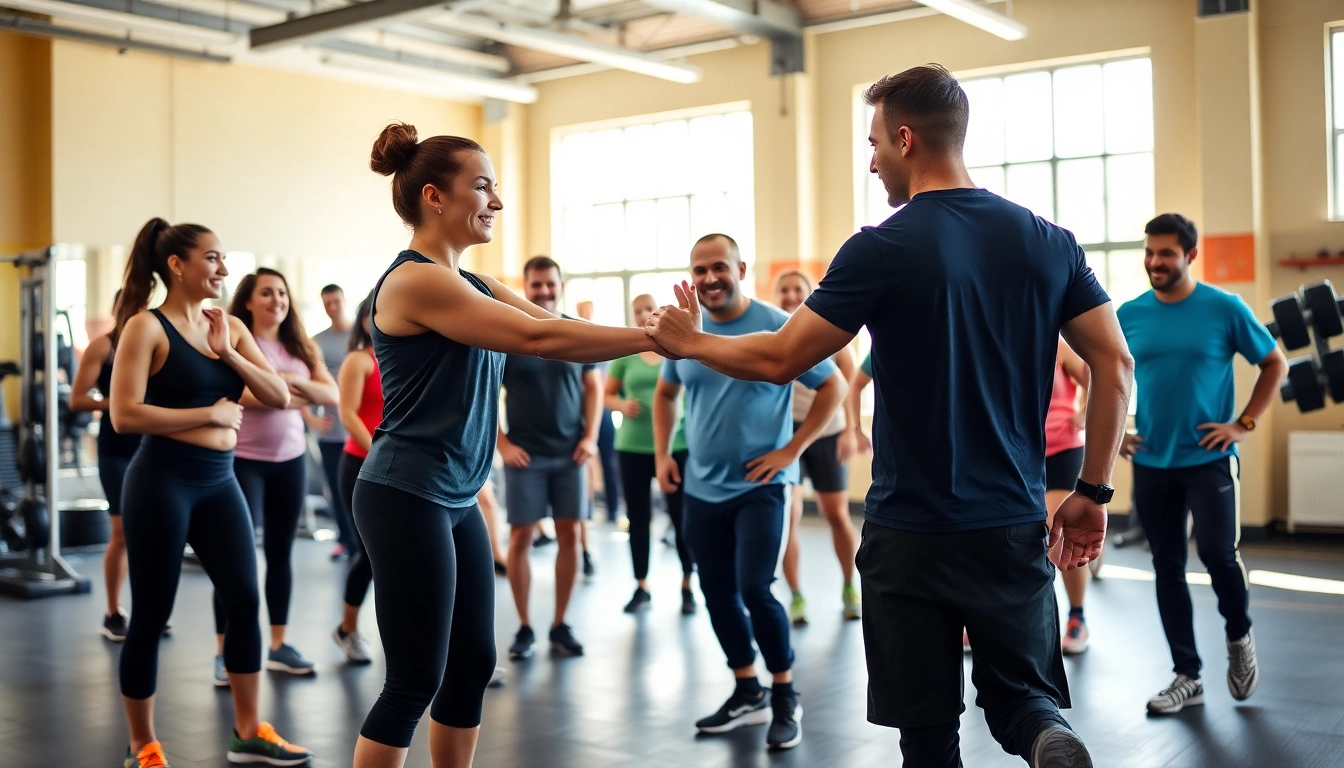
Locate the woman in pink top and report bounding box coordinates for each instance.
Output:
[213,268,339,681]
[1046,337,1093,655]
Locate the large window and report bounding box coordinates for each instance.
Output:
[1331,28,1344,220]
[858,56,1155,306]
[553,108,755,327]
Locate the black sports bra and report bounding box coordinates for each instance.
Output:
[143,309,244,409]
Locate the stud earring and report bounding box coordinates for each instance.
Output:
[437,207,443,215]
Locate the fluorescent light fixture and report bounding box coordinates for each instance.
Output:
[439,13,701,84]
[916,0,1027,41]
[320,50,538,103]
[0,12,230,61]
[2,0,240,44]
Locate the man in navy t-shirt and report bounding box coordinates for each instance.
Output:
[647,65,1135,767]
[1118,214,1285,717]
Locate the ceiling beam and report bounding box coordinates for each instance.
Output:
[436,12,700,84]
[2,0,242,42]
[317,48,537,102]
[0,11,231,60]
[250,0,466,52]
[914,0,1026,41]
[640,0,799,39]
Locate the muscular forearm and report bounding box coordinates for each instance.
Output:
[225,351,289,409]
[291,378,339,408]
[112,403,214,436]
[531,320,657,364]
[1078,356,1133,486]
[1242,360,1287,422]
[787,376,847,455]
[685,332,794,385]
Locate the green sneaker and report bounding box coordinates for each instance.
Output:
[226,722,313,765]
[842,583,862,621]
[790,593,808,626]
[124,742,169,768]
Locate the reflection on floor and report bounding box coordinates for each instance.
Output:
[3,515,1344,767]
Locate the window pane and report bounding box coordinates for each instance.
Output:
[592,203,625,272]
[1084,250,1107,291]
[224,251,256,300]
[562,205,594,274]
[1337,132,1344,218]
[1053,65,1104,158]
[969,166,1005,197]
[1106,153,1155,242]
[564,276,625,328]
[1334,31,1344,129]
[722,190,756,265]
[1106,249,1149,306]
[590,129,625,203]
[1003,72,1053,162]
[1056,157,1105,244]
[865,172,891,226]
[691,191,727,242]
[623,201,657,271]
[622,124,657,201]
[656,196,691,269]
[1006,162,1054,221]
[1103,58,1154,154]
[962,77,1006,167]
[629,270,690,311]
[650,120,690,198]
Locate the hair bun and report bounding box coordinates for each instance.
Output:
[371,122,419,176]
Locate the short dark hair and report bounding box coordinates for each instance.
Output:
[321,284,343,295]
[523,255,562,279]
[693,233,740,261]
[1144,214,1198,253]
[863,64,969,154]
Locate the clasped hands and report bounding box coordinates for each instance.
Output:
[644,281,703,360]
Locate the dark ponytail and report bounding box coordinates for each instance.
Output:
[112,218,211,345]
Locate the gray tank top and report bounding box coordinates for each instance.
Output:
[357,251,506,508]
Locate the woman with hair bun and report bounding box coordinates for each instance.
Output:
[109,218,313,767]
[352,122,667,767]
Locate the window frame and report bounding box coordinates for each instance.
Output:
[1329,24,1344,221]
[550,101,755,327]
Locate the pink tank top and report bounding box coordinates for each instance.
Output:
[235,338,310,463]
[1045,361,1084,458]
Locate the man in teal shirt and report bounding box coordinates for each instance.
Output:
[1117,213,1286,717]
[654,233,846,752]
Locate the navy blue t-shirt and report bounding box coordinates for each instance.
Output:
[805,188,1109,533]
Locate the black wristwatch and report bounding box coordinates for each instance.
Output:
[1074,478,1115,505]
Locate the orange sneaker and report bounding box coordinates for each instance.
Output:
[1062,616,1090,655]
[124,741,169,768]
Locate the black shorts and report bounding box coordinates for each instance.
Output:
[793,423,848,493]
[1044,446,1084,492]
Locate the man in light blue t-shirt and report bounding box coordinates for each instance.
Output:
[653,234,845,753]
[1117,213,1286,717]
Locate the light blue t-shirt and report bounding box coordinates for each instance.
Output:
[1117,282,1277,470]
[662,300,837,503]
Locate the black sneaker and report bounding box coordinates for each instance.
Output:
[102,610,129,642]
[1030,725,1093,768]
[583,550,596,577]
[696,689,771,733]
[509,626,535,660]
[681,588,697,615]
[766,689,802,750]
[549,623,584,656]
[532,532,554,548]
[623,588,651,613]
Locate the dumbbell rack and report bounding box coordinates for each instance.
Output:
[0,247,90,598]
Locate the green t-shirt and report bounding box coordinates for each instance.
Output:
[609,354,687,454]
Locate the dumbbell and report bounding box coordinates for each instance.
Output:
[1267,281,1344,350]
[1279,351,1344,412]
[16,497,49,551]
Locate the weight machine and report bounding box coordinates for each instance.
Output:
[0,247,91,598]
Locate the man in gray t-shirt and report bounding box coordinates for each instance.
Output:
[309,284,354,557]
[499,257,600,661]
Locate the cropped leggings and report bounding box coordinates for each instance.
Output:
[213,454,306,633]
[353,479,497,747]
[120,438,261,699]
[338,451,372,607]
[619,450,692,580]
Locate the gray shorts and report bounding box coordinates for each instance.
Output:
[504,454,589,526]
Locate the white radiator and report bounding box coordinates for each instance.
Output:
[1287,431,1344,532]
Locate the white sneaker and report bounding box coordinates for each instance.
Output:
[1227,631,1258,701]
[332,627,371,665]
[1147,674,1204,715]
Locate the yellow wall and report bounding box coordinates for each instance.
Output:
[49,40,482,315]
[0,31,53,422]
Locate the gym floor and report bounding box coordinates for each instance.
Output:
[2,516,1344,767]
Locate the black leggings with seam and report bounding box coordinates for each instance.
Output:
[120,437,261,699]
[338,451,372,607]
[619,450,692,581]
[354,479,497,747]
[213,453,306,632]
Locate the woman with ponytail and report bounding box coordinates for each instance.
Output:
[210,267,338,682]
[109,218,314,768]
[351,123,666,767]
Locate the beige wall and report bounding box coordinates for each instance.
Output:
[50,40,482,316]
[0,31,53,421]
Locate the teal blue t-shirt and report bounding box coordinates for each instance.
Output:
[1117,283,1277,470]
[662,300,837,503]
[860,352,873,378]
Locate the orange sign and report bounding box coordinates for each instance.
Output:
[1202,233,1256,284]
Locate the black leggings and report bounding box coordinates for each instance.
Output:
[353,479,496,747]
[338,451,372,607]
[214,454,306,633]
[120,438,261,699]
[619,450,692,581]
